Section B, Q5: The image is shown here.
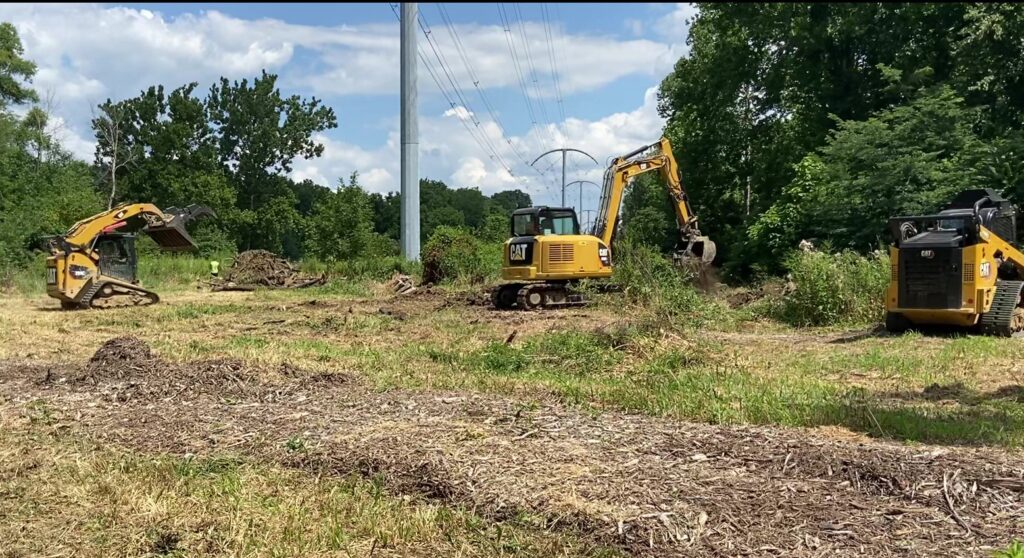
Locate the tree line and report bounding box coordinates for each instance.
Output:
[643,3,1024,278]
[0,22,532,272]
[6,4,1024,282]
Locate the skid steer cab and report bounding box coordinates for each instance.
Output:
[885,188,1024,336]
[46,203,215,309]
[491,207,612,310]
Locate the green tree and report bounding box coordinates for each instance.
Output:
[0,22,38,108]
[489,189,532,213]
[658,3,979,275]
[206,71,337,218]
[305,172,392,261]
[749,85,998,269]
[0,23,100,274]
[620,173,677,252]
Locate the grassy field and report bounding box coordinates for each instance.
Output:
[1,270,1022,556]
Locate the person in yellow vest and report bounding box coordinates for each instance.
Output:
[210,259,220,278]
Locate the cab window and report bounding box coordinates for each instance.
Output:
[512,213,535,236]
[539,210,578,235]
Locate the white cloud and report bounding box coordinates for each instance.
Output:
[0,3,693,208]
[653,3,699,40]
[292,86,667,211]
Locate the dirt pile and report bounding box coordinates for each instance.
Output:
[77,335,157,382]
[68,336,319,402]
[215,250,326,290]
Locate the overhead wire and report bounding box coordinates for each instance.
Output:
[416,8,517,177]
[435,3,553,187]
[495,3,561,199]
[388,1,533,193]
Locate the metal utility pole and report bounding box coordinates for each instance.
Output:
[400,2,420,261]
[566,179,599,215]
[531,148,598,207]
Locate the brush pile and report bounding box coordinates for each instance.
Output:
[212,250,325,291]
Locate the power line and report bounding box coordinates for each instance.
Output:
[541,3,591,182]
[496,3,563,200]
[417,8,517,177]
[388,2,530,193]
[511,3,561,151]
[435,3,551,186]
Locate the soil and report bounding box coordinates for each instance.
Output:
[1,338,1021,557]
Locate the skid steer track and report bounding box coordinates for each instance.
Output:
[980,280,1024,336]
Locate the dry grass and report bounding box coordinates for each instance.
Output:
[0,406,610,558]
[3,284,1024,446]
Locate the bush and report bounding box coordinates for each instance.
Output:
[771,248,889,326]
[611,240,722,329]
[421,226,501,285]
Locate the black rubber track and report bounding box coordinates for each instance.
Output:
[979,280,1024,336]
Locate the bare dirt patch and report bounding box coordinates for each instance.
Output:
[1,338,1021,557]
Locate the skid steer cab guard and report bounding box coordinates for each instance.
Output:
[46,203,216,309]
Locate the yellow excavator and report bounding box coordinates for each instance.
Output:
[46,203,215,309]
[492,137,714,309]
[886,188,1024,336]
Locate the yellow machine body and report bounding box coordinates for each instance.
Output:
[493,137,713,309]
[501,234,613,282]
[885,188,1024,335]
[46,202,212,309]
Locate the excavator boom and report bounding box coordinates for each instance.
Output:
[592,137,715,263]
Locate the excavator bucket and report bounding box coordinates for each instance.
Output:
[672,236,718,292]
[143,205,217,253]
[677,236,716,264]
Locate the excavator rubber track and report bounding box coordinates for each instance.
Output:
[980,280,1024,337]
[491,282,586,310]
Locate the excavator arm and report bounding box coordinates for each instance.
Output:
[592,137,715,263]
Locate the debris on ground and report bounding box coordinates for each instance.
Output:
[378,306,408,320]
[2,350,1020,558]
[211,250,326,291]
[465,289,491,306]
[386,273,417,295]
[723,280,788,309]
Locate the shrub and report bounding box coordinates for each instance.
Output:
[421,226,501,285]
[611,240,722,329]
[994,541,1024,558]
[772,248,889,326]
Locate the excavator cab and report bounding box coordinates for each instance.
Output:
[492,206,612,310]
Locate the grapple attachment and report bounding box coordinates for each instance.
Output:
[143,205,217,253]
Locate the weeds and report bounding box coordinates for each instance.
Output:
[766,248,889,326]
[995,541,1024,558]
[1,422,604,557]
[610,241,725,330]
[421,226,502,285]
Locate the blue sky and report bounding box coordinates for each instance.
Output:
[1,2,696,211]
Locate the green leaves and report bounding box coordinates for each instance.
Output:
[0,22,38,108]
[660,4,1024,277]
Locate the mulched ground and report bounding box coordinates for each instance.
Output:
[1,337,1021,557]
